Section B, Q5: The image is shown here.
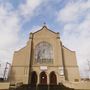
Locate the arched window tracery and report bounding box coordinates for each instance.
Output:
[34,41,53,64]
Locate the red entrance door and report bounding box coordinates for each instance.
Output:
[49,71,57,85]
[40,71,47,84]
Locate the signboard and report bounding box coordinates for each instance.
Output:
[58,67,64,76]
[40,66,47,71]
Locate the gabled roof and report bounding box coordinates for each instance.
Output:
[33,25,58,34]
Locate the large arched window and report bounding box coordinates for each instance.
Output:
[34,41,53,64]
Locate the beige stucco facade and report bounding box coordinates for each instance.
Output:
[10,26,80,85]
[0,82,10,90]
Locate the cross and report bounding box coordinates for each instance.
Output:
[43,22,46,26]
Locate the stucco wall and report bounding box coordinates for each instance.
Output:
[0,82,10,90]
[10,40,31,84]
[63,81,90,90]
[62,47,80,82]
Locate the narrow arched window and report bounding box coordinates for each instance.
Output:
[34,41,53,64]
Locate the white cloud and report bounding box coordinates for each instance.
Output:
[0,5,21,65]
[57,5,78,22]
[57,0,90,77]
[0,0,44,64]
[0,0,46,78]
[19,0,44,20]
[57,1,90,23]
[31,25,42,32]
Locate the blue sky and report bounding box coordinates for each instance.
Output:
[0,0,90,78]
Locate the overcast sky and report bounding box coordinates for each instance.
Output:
[0,0,90,78]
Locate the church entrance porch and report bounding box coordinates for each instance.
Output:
[30,71,58,85]
[9,84,74,90]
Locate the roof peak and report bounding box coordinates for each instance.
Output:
[43,22,46,26]
[30,23,59,35]
[42,22,48,29]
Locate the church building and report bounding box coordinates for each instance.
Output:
[10,25,80,85]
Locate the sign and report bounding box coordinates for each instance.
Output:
[40,66,47,71]
[58,67,64,76]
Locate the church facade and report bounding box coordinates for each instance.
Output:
[10,26,80,85]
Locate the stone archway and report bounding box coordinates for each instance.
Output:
[40,71,47,85]
[31,71,37,85]
[49,71,57,85]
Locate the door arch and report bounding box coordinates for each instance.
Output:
[49,71,57,85]
[31,71,37,85]
[40,71,47,84]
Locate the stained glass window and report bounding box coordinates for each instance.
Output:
[34,42,53,64]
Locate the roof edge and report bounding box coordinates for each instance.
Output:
[32,26,58,34]
[63,45,76,53]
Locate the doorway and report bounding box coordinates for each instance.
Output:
[49,71,57,85]
[40,71,47,85]
[31,71,37,85]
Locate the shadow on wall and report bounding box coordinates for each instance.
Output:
[9,69,16,83]
[65,69,69,81]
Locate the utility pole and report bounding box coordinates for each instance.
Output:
[3,62,11,80]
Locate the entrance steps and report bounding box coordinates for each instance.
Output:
[9,84,74,90]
